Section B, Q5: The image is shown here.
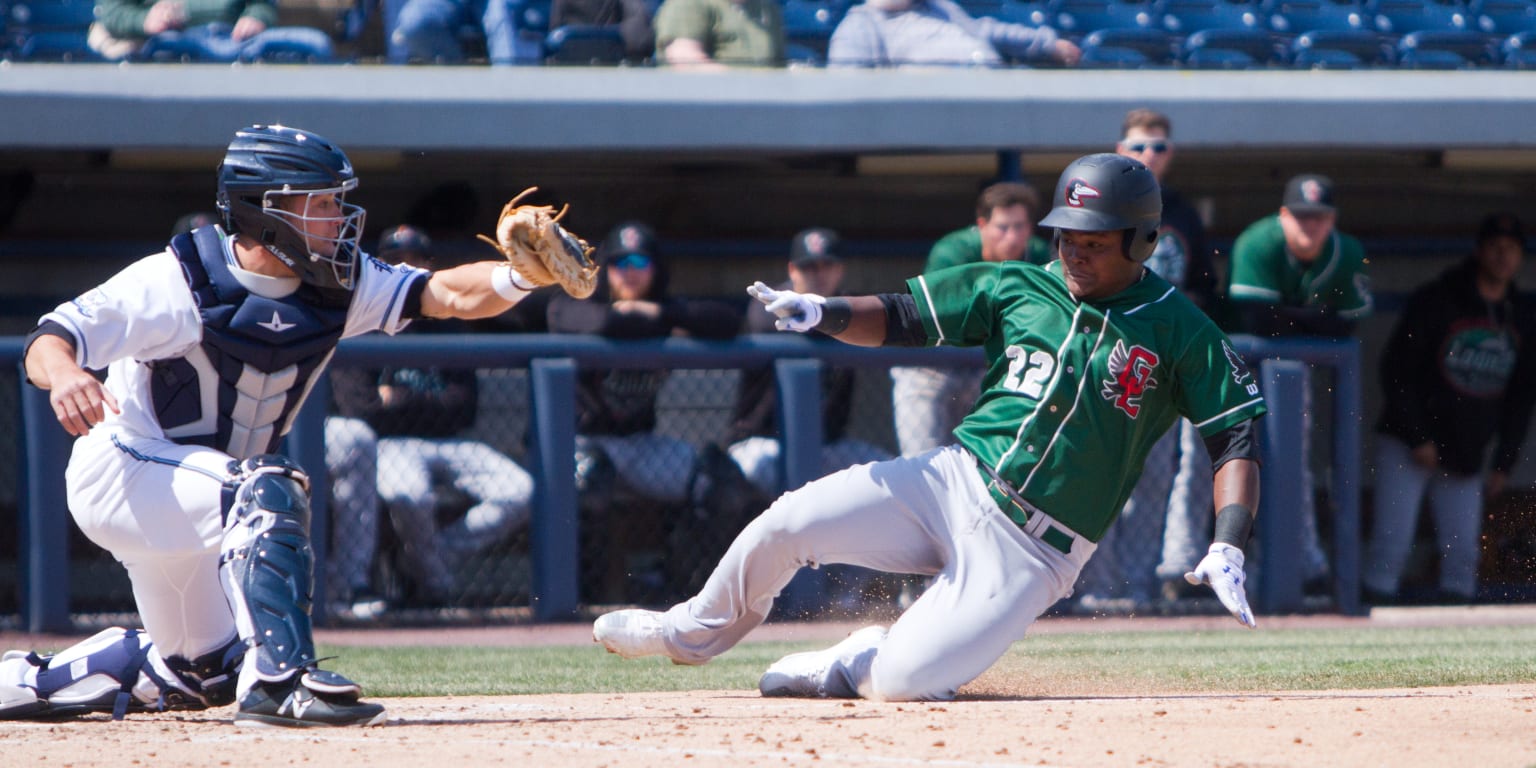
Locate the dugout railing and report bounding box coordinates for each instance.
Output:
[7,334,1360,631]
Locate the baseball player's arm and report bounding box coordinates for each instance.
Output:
[1185,419,1261,628]
[419,261,536,320]
[746,282,894,346]
[23,330,120,437]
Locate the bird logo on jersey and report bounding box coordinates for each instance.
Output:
[1101,339,1159,417]
[1063,179,1101,208]
[1222,340,1260,396]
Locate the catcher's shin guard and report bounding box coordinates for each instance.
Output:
[0,628,237,720]
[219,454,321,684]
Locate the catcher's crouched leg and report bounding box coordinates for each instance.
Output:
[0,628,240,720]
[219,455,385,728]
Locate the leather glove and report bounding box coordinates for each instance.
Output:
[1185,543,1257,629]
[747,281,825,333]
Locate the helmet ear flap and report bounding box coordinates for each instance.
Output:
[1125,225,1159,262]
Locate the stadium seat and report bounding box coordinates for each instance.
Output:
[1156,0,1266,33]
[7,0,104,61]
[783,0,844,61]
[1396,26,1497,62]
[995,0,1053,25]
[1049,0,1159,36]
[1469,0,1536,34]
[544,24,627,64]
[1501,27,1536,64]
[1289,26,1396,64]
[1079,26,1181,64]
[957,0,1009,17]
[1367,0,1471,33]
[1263,0,1372,34]
[1182,26,1285,65]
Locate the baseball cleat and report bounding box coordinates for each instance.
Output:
[0,651,48,720]
[758,625,886,699]
[234,670,385,728]
[593,609,701,665]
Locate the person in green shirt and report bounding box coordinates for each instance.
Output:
[593,153,1266,702]
[89,0,333,61]
[1228,172,1373,591]
[892,181,1051,460]
[654,0,785,66]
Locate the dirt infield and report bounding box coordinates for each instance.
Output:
[3,609,1535,768]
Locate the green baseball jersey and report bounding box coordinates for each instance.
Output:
[925,226,1053,272]
[908,260,1267,541]
[1228,215,1373,320]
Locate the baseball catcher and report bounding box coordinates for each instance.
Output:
[477,186,598,298]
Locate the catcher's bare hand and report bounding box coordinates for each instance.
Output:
[48,367,120,437]
[1185,543,1257,629]
[477,186,598,299]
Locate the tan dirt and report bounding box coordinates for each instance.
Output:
[3,608,1534,768]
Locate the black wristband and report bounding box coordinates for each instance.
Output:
[817,297,852,335]
[1213,504,1254,548]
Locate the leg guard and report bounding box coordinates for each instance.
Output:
[0,628,239,720]
[219,454,321,683]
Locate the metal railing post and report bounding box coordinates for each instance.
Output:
[775,358,827,617]
[1257,359,1307,614]
[286,377,330,626]
[528,358,580,621]
[20,373,72,633]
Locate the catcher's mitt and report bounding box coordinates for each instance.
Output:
[477,187,598,298]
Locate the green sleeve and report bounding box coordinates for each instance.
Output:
[237,0,279,28]
[924,227,978,273]
[1312,234,1373,318]
[1227,216,1283,305]
[97,0,153,39]
[906,263,1000,348]
[655,0,712,51]
[1177,326,1268,435]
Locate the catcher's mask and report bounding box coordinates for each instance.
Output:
[217,125,367,295]
[1039,153,1162,263]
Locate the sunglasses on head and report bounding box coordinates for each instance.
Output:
[611,253,652,271]
[1122,140,1170,154]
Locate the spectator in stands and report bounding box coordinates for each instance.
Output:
[653,0,785,67]
[331,225,536,605]
[827,0,1080,67]
[1365,212,1536,606]
[89,0,334,61]
[1228,173,1374,594]
[729,227,892,495]
[551,0,656,62]
[547,221,763,602]
[889,181,1049,459]
[1073,108,1221,613]
[386,0,534,65]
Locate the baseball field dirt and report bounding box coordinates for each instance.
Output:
[2,610,1533,767]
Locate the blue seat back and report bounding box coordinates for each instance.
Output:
[1156,0,1266,32]
[1264,0,1371,33]
[544,23,627,64]
[1367,0,1470,33]
[1469,0,1536,34]
[1050,0,1158,35]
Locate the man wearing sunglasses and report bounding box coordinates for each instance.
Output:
[1074,108,1221,614]
[1228,172,1374,596]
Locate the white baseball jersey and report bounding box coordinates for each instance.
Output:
[42,229,424,458]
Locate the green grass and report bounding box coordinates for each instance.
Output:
[321,624,1536,698]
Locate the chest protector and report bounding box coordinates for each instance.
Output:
[154,227,350,459]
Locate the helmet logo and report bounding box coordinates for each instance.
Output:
[1064,178,1102,208]
[620,226,644,251]
[1101,340,1159,418]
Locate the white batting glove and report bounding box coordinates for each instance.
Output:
[747,281,825,333]
[1185,543,1257,629]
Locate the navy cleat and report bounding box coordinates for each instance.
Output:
[234,669,385,728]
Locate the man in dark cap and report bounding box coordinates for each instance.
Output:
[1227,173,1373,594]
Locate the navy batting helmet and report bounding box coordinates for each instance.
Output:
[1039,153,1162,263]
[216,125,366,294]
